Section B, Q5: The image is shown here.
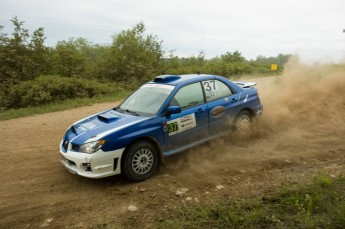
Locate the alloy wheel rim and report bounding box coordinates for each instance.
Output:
[132,148,154,175]
[237,115,251,130]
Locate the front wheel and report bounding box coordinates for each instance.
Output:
[122,141,158,182]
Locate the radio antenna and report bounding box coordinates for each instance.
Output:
[196,28,205,75]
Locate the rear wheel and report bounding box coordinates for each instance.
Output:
[122,141,158,182]
[235,110,252,135]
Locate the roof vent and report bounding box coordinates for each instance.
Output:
[154,75,180,82]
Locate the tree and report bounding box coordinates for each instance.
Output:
[0,17,49,109]
[0,17,48,87]
[29,27,49,75]
[0,17,29,88]
[277,53,291,66]
[221,51,245,63]
[49,38,90,77]
[105,22,163,85]
[159,50,181,75]
[0,16,48,111]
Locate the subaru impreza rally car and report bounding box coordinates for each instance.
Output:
[59,74,263,181]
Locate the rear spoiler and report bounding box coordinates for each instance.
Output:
[233,81,257,88]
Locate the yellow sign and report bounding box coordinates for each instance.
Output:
[271,64,278,71]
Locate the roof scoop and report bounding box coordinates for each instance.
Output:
[154,75,180,82]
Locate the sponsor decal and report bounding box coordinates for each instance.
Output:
[142,84,175,90]
[166,113,197,136]
[79,122,97,131]
[210,106,226,118]
[180,114,193,122]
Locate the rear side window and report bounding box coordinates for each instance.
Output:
[202,80,233,101]
[170,82,204,109]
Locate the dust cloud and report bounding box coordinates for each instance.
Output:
[165,57,345,178]
[259,57,345,130]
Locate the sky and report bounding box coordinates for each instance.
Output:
[1,0,344,62]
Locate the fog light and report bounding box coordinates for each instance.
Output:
[82,163,92,172]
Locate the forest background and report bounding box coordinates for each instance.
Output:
[0,17,290,110]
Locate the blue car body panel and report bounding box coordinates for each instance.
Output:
[60,74,263,178]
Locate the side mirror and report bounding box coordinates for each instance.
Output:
[166,106,181,115]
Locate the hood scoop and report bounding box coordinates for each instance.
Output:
[98,113,122,122]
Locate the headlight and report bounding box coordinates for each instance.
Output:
[78,140,105,154]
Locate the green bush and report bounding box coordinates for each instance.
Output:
[1,75,115,109]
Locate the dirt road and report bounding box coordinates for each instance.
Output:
[1,62,345,228]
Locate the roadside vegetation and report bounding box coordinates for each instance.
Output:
[155,175,345,229]
[0,16,290,116]
[0,90,130,120]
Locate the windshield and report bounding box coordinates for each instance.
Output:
[118,84,175,116]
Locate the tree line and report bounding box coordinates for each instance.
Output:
[0,17,290,110]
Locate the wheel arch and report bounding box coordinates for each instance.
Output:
[237,107,255,118]
[121,136,164,169]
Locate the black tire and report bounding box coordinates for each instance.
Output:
[122,141,158,182]
[235,110,252,134]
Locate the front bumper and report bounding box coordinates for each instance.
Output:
[59,141,124,178]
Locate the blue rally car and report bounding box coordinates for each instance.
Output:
[59,74,263,181]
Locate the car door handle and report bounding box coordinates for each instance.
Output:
[197,108,205,113]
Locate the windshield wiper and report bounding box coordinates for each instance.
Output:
[124,109,139,116]
[114,107,122,112]
[114,107,139,116]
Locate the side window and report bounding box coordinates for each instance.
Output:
[170,82,204,109]
[202,80,233,102]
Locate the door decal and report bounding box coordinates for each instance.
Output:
[210,106,226,118]
[164,113,197,136]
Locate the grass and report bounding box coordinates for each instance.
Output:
[0,90,131,121]
[155,175,345,229]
